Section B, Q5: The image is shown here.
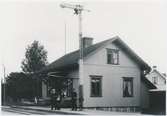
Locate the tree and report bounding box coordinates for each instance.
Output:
[21,40,48,100]
[21,40,48,73]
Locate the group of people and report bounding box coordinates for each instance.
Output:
[50,88,61,110]
[50,88,83,111]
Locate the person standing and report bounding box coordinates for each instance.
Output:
[56,93,61,110]
[71,89,77,111]
[34,97,38,104]
[50,88,57,110]
[79,96,84,111]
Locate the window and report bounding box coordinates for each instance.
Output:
[62,79,73,97]
[107,49,119,65]
[90,76,102,97]
[152,77,158,84]
[123,77,133,97]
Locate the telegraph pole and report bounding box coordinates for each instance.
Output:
[60,3,90,110]
[64,22,67,55]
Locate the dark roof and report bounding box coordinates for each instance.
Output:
[141,75,157,89]
[40,36,151,73]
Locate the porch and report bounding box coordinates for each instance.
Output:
[41,71,79,107]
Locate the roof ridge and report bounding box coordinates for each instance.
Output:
[40,36,150,72]
[153,69,166,79]
[51,36,118,63]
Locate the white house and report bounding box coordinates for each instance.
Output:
[146,66,166,90]
[39,36,156,111]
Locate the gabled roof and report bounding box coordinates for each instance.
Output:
[141,75,157,89]
[40,36,151,73]
[152,69,166,80]
[146,69,166,89]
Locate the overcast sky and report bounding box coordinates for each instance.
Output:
[0,0,167,78]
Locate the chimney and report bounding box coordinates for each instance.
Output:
[82,37,93,48]
[152,66,157,71]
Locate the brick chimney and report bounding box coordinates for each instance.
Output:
[82,37,93,48]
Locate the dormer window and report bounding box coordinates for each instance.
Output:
[107,49,119,65]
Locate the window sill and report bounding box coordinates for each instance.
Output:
[123,96,134,98]
[107,63,119,65]
[90,95,102,97]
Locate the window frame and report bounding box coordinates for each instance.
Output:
[90,75,102,97]
[106,48,119,65]
[122,77,134,97]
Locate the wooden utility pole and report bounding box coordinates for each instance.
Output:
[60,3,90,110]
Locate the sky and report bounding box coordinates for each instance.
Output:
[0,0,167,79]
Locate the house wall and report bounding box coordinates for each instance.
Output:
[82,42,141,108]
[67,69,79,94]
[84,43,139,68]
[141,81,149,109]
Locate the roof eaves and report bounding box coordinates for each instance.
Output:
[141,76,157,89]
[113,37,151,71]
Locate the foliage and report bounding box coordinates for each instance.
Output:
[4,41,50,101]
[6,72,36,100]
[21,40,48,73]
[5,40,70,101]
